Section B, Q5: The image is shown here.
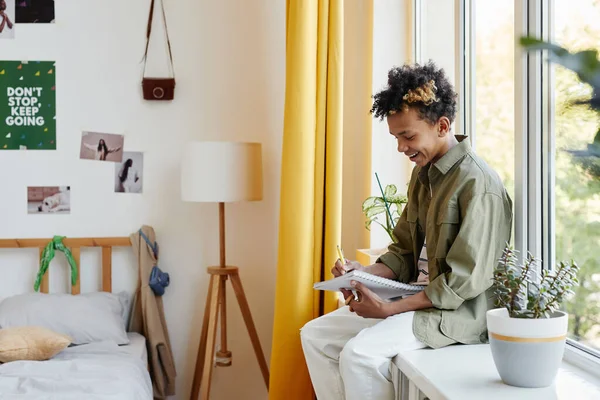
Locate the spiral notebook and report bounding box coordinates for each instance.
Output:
[313,270,425,300]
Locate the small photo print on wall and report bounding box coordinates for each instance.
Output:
[80,131,124,162]
[27,186,70,214]
[0,60,56,150]
[0,0,15,39]
[16,0,54,23]
[115,152,143,193]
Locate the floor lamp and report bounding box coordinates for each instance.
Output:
[181,141,270,400]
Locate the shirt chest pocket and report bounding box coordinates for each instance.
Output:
[406,205,421,250]
[406,205,420,232]
[434,204,461,259]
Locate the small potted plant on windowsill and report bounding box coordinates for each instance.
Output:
[356,181,407,265]
[487,245,579,388]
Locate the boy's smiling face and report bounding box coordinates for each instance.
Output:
[387,107,451,167]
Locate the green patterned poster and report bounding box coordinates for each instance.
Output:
[0,60,56,150]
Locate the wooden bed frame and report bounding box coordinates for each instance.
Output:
[0,237,131,294]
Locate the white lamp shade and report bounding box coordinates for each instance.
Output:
[181,141,263,202]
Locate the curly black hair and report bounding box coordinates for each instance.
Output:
[370,61,457,125]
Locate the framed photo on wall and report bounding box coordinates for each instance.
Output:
[0,0,15,39]
[79,131,124,162]
[27,186,70,214]
[15,0,54,23]
[115,151,144,194]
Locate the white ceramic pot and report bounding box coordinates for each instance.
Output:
[486,307,568,388]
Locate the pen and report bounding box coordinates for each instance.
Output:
[345,290,360,305]
[336,245,346,266]
[337,245,356,306]
[345,294,353,305]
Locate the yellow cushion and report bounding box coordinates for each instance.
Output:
[0,326,72,363]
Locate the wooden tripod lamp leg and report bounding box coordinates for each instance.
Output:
[190,274,215,399]
[229,271,270,389]
[216,275,232,366]
[190,274,221,400]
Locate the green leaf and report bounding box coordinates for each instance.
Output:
[520,36,600,89]
[383,184,397,199]
[365,205,387,219]
[520,36,600,181]
[386,194,407,204]
[362,196,380,210]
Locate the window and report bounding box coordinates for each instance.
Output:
[473,1,515,235]
[456,0,600,361]
[412,0,600,361]
[551,0,600,354]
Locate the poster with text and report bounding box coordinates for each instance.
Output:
[0,60,56,150]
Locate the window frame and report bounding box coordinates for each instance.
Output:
[453,0,600,371]
[409,0,421,65]
[517,0,600,368]
[543,0,600,364]
[414,0,600,372]
[454,0,475,144]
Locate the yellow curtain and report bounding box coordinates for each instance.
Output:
[269,0,343,398]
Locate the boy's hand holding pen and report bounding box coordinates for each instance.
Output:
[333,245,349,277]
[334,245,363,306]
[332,245,365,277]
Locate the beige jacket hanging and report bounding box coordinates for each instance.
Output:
[129,225,177,399]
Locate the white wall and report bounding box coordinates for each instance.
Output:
[0,1,285,399]
[365,0,458,251]
[342,0,414,262]
[370,0,412,250]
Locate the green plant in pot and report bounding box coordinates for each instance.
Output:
[362,183,407,244]
[487,245,579,388]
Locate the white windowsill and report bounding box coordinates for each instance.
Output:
[563,341,600,380]
[393,343,600,400]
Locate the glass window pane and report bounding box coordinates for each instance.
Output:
[553,0,600,353]
[474,2,515,240]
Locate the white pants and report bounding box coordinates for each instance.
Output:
[300,306,426,400]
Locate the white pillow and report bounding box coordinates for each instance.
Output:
[115,291,133,329]
[83,291,132,330]
[0,292,130,345]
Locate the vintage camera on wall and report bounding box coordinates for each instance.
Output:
[142,77,175,101]
[141,0,176,101]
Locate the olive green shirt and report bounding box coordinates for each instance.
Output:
[377,135,513,349]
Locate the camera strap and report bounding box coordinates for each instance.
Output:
[142,0,175,79]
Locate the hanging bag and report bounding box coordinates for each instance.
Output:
[139,229,170,296]
[141,0,176,101]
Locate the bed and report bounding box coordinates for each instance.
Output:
[0,237,154,399]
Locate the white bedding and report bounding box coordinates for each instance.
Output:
[0,338,153,399]
[122,332,148,365]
